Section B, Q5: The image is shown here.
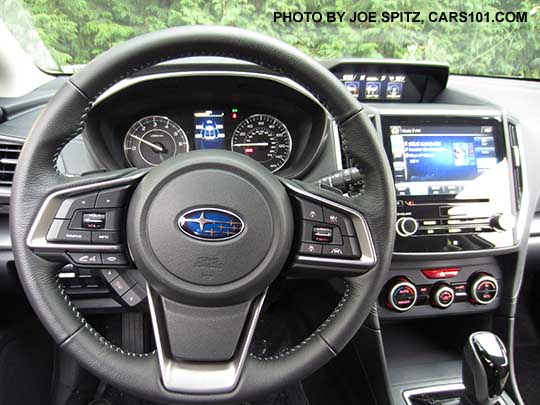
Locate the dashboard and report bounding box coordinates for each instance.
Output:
[0,58,538,324]
[85,74,328,177]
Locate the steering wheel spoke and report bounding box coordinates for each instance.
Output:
[26,168,148,267]
[283,179,377,278]
[147,286,266,394]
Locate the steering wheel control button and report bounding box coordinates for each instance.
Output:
[100,268,122,283]
[431,284,455,309]
[91,231,121,244]
[96,185,131,208]
[322,207,356,236]
[110,273,135,295]
[322,237,360,259]
[68,252,102,265]
[101,253,129,266]
[122,284,147,307]
[386,279,417,312]
[47,220,91,243]
[298,242,322,256]
[55,193,98,219]
[69,208,123,231]
[312,226,333,243]
[296,198,324,222]
[470,274,498,305]
[82,212,106,229]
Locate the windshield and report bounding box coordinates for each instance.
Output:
[1,0,539,79]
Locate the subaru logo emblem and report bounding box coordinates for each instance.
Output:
[178,208,244,241]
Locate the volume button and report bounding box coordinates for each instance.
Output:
[396,217,419,237]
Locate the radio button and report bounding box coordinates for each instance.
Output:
[396,217,419,237]
[490,214,515,232]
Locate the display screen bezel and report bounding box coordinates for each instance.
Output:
[381,115,507,199]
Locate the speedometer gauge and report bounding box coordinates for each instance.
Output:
[124,115,189,168]
[231,114,292,172]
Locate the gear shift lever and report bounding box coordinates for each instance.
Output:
[463,332,509,404]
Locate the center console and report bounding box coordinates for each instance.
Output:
[383,115,517,254]
[376,112,522,319]
[363,109,525,404]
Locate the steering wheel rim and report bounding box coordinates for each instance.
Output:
[10,26,395,403]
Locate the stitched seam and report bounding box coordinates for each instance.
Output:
[249,281,350,361]
[56,276,155,357]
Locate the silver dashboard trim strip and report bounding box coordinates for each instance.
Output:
[94,70,324,108]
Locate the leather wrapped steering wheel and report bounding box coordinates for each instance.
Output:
[10,26,395,403]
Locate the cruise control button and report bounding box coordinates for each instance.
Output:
[110,274,135,295]
[100,268,122,283]
[56,193,97,219]
[312,226,333,243]
[96,185,131,208]
[101,253,129,265]
[47,220,91,243]
[301,221,343,245]
[322,237,360,259]
[296,198,323,222]
[122,284,147,307]
[68,252,102,265]
[92,231,121,244]
[322,207,356,236]
[298,242,322,256]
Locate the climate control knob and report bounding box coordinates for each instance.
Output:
[385,278,417,312]
[470,274,498,305]
[396,217,419,237]
[431,284,455,309]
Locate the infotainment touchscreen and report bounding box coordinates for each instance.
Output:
[388,123,502,196]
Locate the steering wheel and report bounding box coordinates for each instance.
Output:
[10,27,395,403]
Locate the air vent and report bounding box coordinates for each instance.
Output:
[0,141,22,187]
[507,122,523,209]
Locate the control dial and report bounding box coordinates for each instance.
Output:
[396,217,419,237]
[470,274,498,305]
[386,278,417,312]
[431,284,455,309]
[490,214,515,232]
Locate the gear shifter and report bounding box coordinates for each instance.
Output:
[463,332,509,405]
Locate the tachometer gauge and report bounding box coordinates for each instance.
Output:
[124,115,189,168]
[231,114,292,172]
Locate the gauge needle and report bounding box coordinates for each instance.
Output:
[233,142,269,147]
[130,134,164,152]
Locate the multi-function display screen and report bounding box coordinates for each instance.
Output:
[389,124,500,196]
[193,110,226,149]
[339,73,407,101]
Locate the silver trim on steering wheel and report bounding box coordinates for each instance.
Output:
[147,286,267,394]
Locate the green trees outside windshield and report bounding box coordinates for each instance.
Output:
[5,0,540,78]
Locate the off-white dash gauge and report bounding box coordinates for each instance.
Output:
[231,114,292,172]
[124,115,189,168]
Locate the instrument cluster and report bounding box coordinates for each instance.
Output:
[123,109,292,172]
